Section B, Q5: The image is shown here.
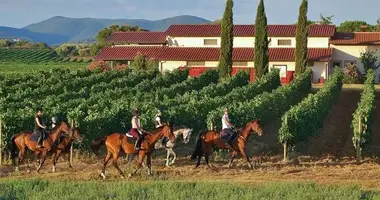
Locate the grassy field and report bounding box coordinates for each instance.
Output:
[0,178,375,200]
[0,63,88,73]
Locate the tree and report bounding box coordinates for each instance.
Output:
[318,14,334,25]
[376,18,380,31]
[130,52,158,71]
[295,0,308,74]
[95,25,149,45]
[217,0,234,79]
[337,20,375,32]
[0,39,12,47]
[359,50,380,74]
[254,0,269,79]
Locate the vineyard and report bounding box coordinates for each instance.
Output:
[0,48,90,73]
[1,66,380,198]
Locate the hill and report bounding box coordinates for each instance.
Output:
[0,26,70,45]
[22,15,210,42]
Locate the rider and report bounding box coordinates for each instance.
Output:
[221,108,236,146]
[155,109,164,128]
[130,109,144,151]
[34,106,47,148]
[51,116,57,129]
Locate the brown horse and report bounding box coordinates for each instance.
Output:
[191,120,263,169]
[51,128,83,172]
[91,124,175,179]
[10,121,72,172]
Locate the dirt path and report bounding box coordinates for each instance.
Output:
[306,89,361,157]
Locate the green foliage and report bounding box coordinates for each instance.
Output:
[0,39,13,47]
[337,20,377,32]
[343,63,362,84]
[209,69,311,129]
[217,0,234,79]
[0,48,80,64]
[0,179,369,200]
[130,52,159,71]
[352,69,375,150]
[318,14,334,25]
[295,0,308,74]
[254,0,269,79]
[96,25,148,45]
[279,68,343,146]
[55,43,91,57]
[359,50,380,73]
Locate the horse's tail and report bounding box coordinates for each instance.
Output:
[10,135,18,166]
[91,136,106,155]
[191,130,205,160]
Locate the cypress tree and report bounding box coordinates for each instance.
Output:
[254,0,269,79]
[295,0,308,74]
[217,0,234,79]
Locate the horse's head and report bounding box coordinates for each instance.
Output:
[70,128,83,143]
[182,128,193,144]
[56,121,72,135]
[247,119,263,136]
[162,123,175,143]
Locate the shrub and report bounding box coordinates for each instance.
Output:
[343,63,362,84]
[88,60,111,72]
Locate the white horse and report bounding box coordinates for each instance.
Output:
[154,125,193,166]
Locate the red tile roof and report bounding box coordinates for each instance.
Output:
[165,24,336,37]
[96,46,332,62]
[330,32,380,45]
[106,32,166,44]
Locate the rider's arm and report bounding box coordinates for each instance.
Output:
[224,115,233,127]
[135,118,143,132]
[35,117,46,129]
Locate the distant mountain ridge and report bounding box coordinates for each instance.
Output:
[0,15,210,45]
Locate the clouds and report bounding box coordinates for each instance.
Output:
[0,0,379,28]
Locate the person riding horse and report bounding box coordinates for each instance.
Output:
[51,116,58,129]
[155,109,164,128]
[129,109,145,151]
[221,108,237,146]
[34,106,47,148]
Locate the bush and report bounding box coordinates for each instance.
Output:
[343,63,362,84]
[88,60,111,72]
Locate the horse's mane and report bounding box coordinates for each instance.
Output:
[149,125,167,134]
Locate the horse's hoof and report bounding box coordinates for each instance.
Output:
[121,175,125,179]
[27,169,31,173]
[68,165,73,169]
[128,174,132,178]
[14,167,19,172]
[52,166,56,173]
[100,173,106,179]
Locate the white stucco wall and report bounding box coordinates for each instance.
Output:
[161,61,186,71]
[167,36,329,48]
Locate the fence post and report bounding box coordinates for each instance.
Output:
[357,116,362,163]
[210,120,214,131]
[283,142,287,162]
[70,119,74,165]
[0,119,2,166]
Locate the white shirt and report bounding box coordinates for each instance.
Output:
[131,116,141,129]
[155,116,162,127]
[222,114,231,129]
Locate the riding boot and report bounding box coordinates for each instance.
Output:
[227,134,234,147]
[134,138,142,151]
[37,136,43,148]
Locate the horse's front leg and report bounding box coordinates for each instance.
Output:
[146,153,152,176]
[165,148,170,166]
[15,149,25,172]
[52,149,63,172]
[239,147,253,169]
[228,151,238,168]
[36,151,47,173]
[128,151,146,178]
[169,148,176,166]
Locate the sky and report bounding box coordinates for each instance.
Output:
[0,0,379,28]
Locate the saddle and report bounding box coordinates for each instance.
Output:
[30,131,48,142]
[220,129,237,143]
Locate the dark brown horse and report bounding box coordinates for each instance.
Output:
[91,124,175,179]
[191,120,263,169]
[10,121,72,172]
[51,128,83,172]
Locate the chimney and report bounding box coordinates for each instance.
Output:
[360,25,368,32]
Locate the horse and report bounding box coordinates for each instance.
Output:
[91,124,175,179]
[10,121,72,173]
[190,120,263,169]
[51,128,83,172]
[154,125,193,166]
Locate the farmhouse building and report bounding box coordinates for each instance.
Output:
[96,24,380,83]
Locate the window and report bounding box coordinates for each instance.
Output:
[307,61,315,67]
[233,61,248,66]
[204,39,218,45]
[273,65,287,78]
[332,61,342,68]
[187,61,206,66]
[344,60,357,66]
[277,39,292,46]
